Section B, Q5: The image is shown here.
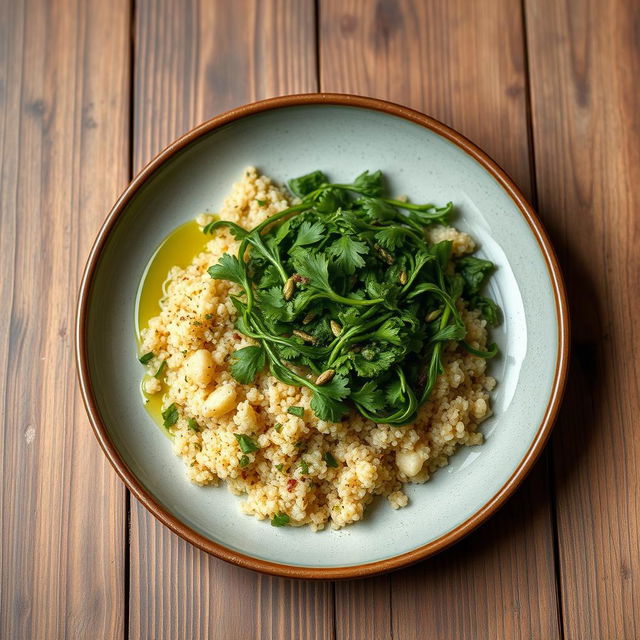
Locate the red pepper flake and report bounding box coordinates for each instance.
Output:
[233,333,241,340]
[287,478,298,491]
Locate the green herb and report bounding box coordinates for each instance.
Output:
[234,433,259,453]
[205,313,213,320]
[162,403,179,427]
[239,454,250,467]
[188,418,200,431]
[324,452,339,468]
[271,512,290,527]
[139,351,154,365]
[275,463,284,471]
[256,199,266,206]
[154,360,167,378]
[206,169,500,425]
[230,346,266,384]
[298,458,309,474]
[274,423,282,432]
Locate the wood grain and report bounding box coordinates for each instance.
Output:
[0,0,130,637]
[128,2,332,639]
[526,0,640,637]
[319,1,560,638]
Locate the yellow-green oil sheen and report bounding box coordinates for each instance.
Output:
[135,220,209,428]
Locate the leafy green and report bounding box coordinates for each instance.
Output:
[188,418,200,432]
[204,169,500,425]
[324,452,339,468]
[230,346,266,384]
[288,170,327,197]
[154,360,167,379]
[162,403,179,428]
[139,351,154,365]
[271,512,290,527]
[239,455,250,467]
[234,433,259,454]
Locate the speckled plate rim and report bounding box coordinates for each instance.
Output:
[76,93,569,580]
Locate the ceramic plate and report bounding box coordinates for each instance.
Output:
[76,94,568,579]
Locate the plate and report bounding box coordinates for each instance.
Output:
[76,94,569,579]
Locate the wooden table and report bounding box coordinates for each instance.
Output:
[2,0,638,637]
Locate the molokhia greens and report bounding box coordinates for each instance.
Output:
[205,170,499,425]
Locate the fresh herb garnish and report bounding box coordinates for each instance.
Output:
[162,403,179,427]
[188,418,200,432]
[256,199,266,206]
[139,351,154,365]
[274,423,282,432]
[275,463,284,471]
[154,360,167,378]
[271,512,290,527]
[234,433,259,454]
[324,452,339,468]
[239,454,250,467]
[207,169,500,425]
[298,458,309,474]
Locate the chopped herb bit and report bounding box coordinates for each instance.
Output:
[298,458,309,474]
[287,406,304,417]
[239,454,250,467]
[256,199,266,206]
[162,403,179,428]
[271,512,290,527]
[138,351,154,365]
[275,463,284,471]
[234,433,259,454]
[205,313,213,319]
[324,452,339,468]
[154,360,167,378]
[273,422,283,432]
[188,418,200,432]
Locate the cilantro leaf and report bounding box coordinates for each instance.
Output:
[351,170,383,196]
[375,227,406,250]
[327,236,368,275]
[292,253,331,291]
[289,170,327,197]
[457,256,494,295]
[230,346,266,384]
[358,197,398,222]
[292,220,325,248]
[310,392,348,422]
[208,253,246,285]
[350,381,386,412]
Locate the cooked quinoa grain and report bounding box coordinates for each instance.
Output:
[140,168,495,531]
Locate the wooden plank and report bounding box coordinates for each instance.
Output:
[319,1,561,638]
[0,0,130,637]
[128,2,331,638]
[525,0,640,637]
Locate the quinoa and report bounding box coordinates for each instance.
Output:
[140,167,495,531]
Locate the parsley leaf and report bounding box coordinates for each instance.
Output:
[351,170,383,196]
[457,256,494,295]
[287,406,305,417]
[239,454,250,467]
[292,253,331,291]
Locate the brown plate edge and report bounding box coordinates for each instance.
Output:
[75,92,570,580]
